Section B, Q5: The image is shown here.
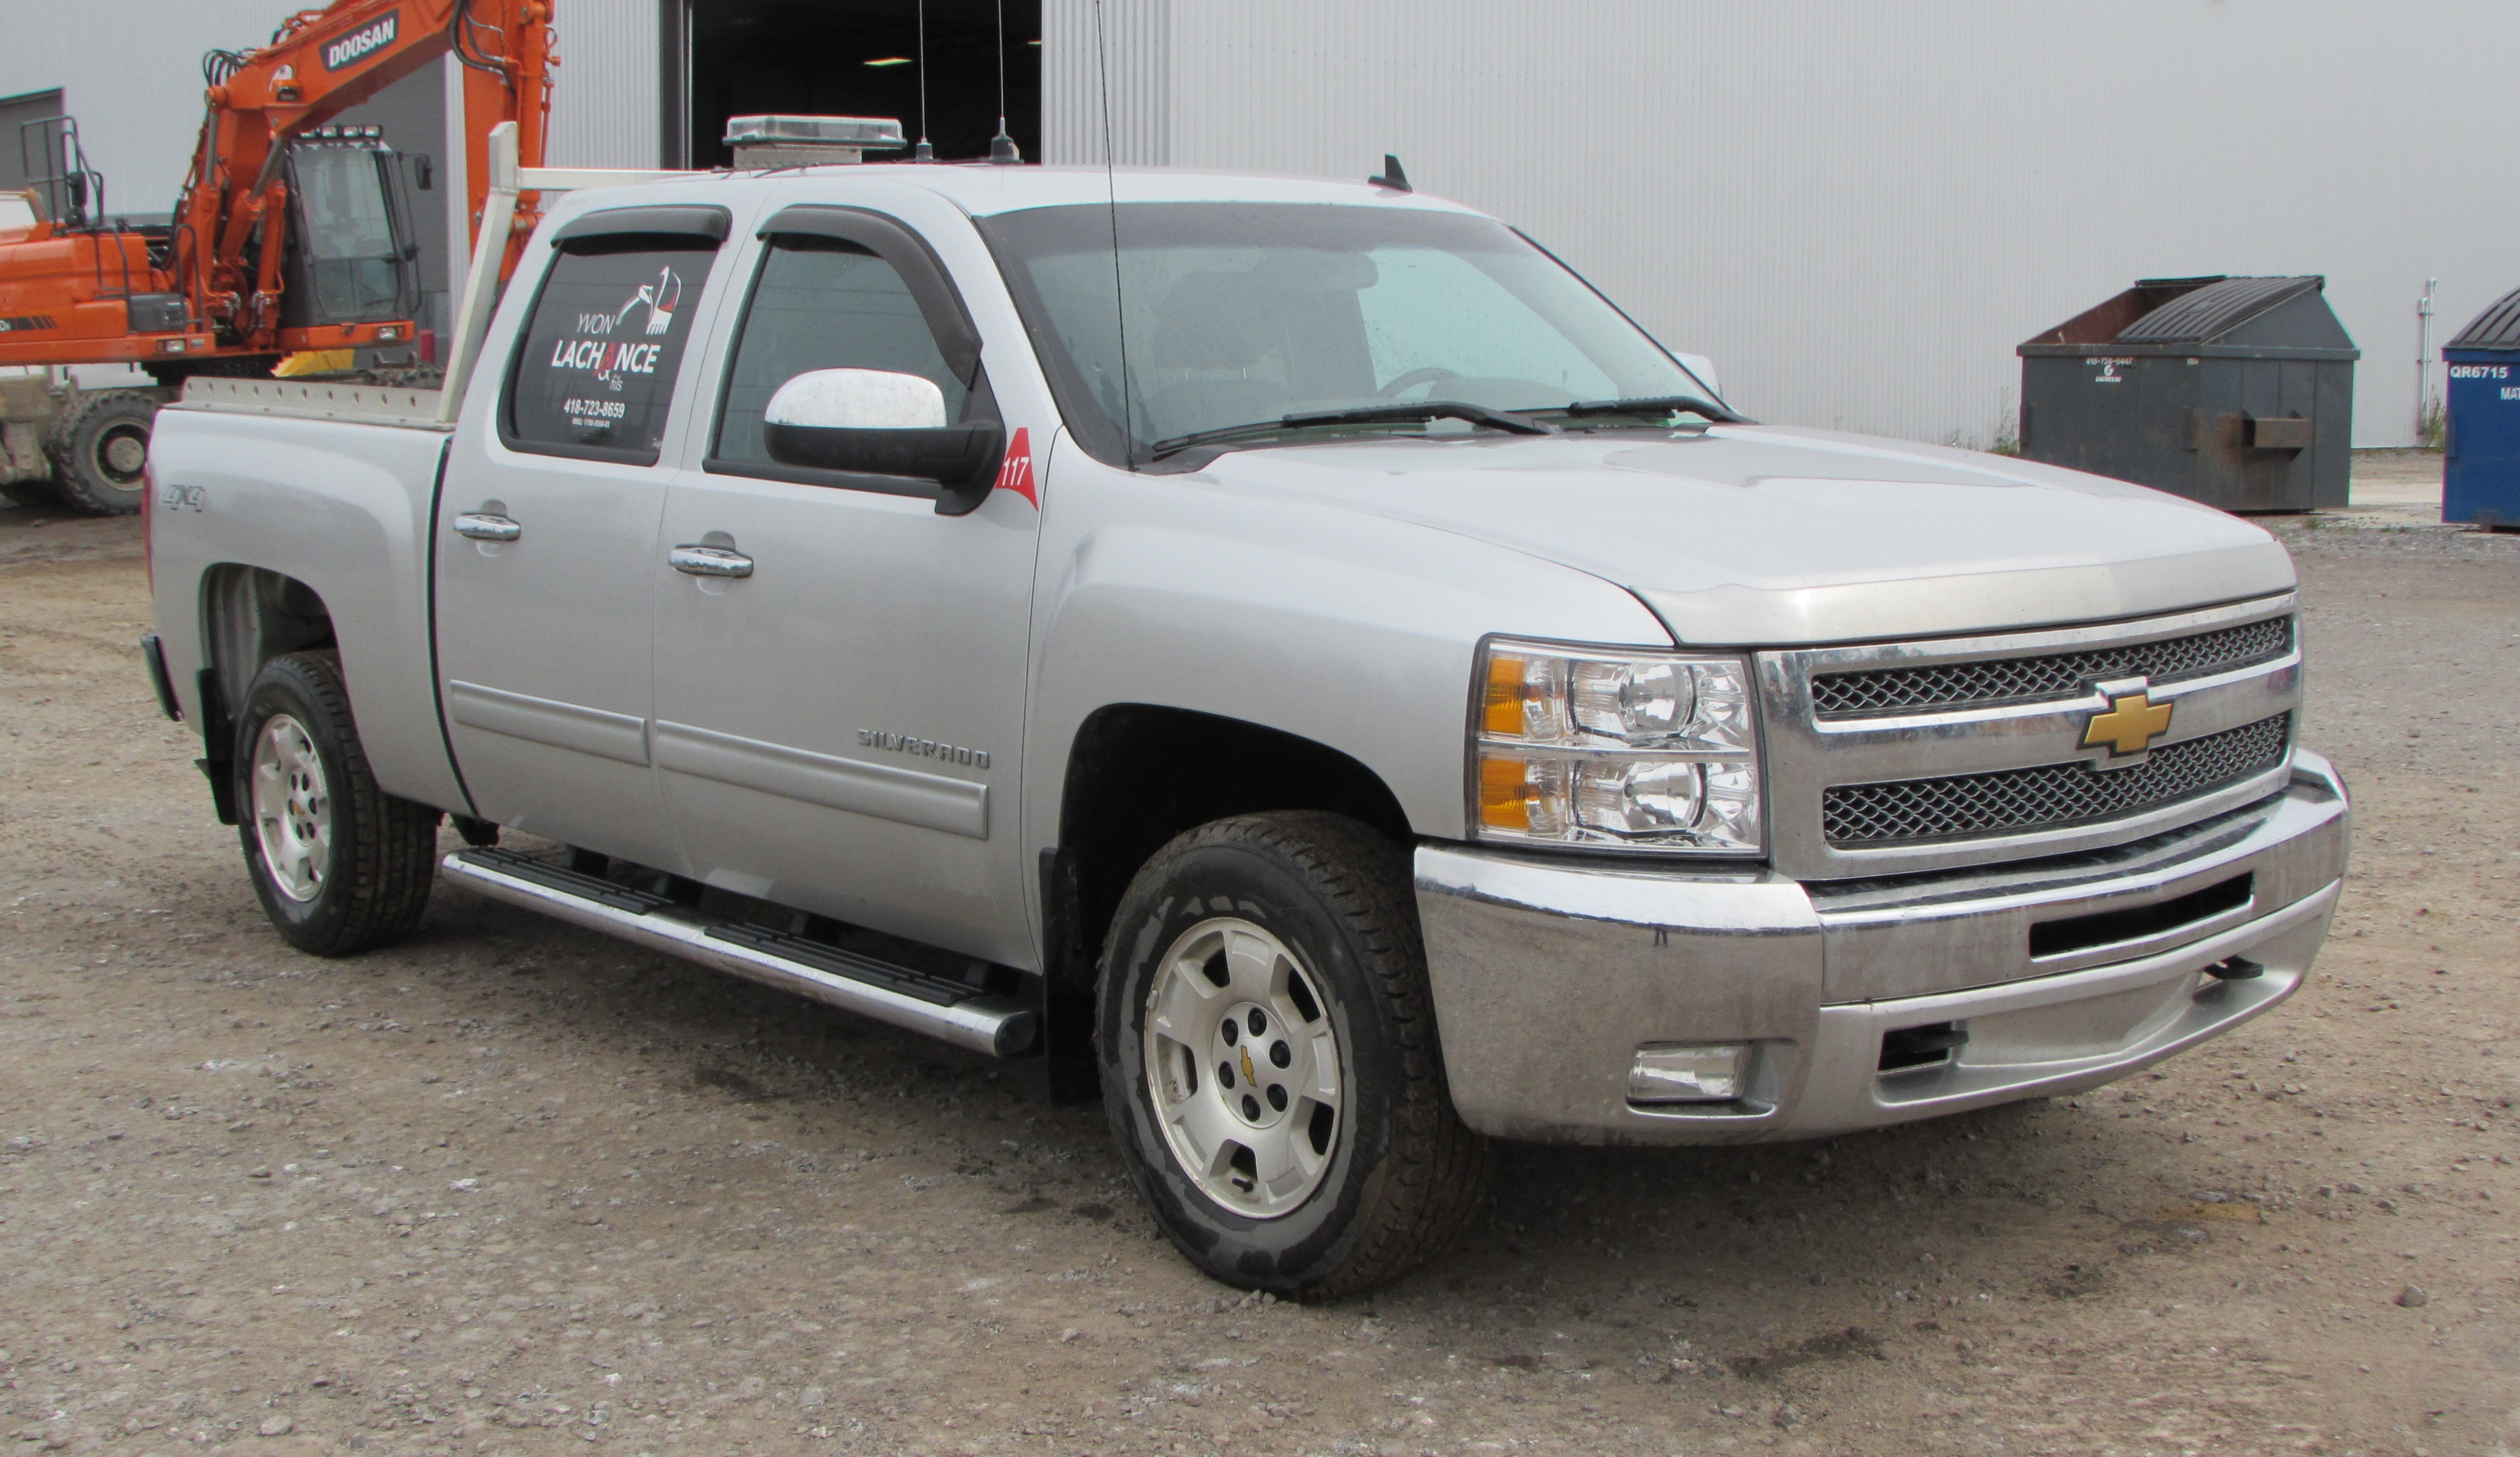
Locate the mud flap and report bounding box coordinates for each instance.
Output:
[1037,846,1102,1106]
[194,667,238,825]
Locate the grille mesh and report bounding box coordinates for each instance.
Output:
[1822,714,2291,847]
[1811,617,2292,718]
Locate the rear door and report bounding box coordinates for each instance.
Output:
[648,202,1044,963]
[433,203,736,869]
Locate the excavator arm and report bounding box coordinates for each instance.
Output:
[175,0,553,350]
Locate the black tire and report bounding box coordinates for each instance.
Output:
[232,651,439,956]
[45,389,161,515]
[1099,811,1492,1299]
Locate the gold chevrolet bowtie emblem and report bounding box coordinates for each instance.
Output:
[1240,1048,1257,1085]
[2083,690,2174,757]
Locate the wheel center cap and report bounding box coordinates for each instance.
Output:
[1211,999,1295,1129]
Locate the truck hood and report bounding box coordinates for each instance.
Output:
[1184,424,2296,645]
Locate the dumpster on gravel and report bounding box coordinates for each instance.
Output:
[2019,275,2357,513]
[2443,283,2520,529]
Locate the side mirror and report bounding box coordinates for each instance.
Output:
[762,368,1005,514]
[410,153,433,190]
[1673,350,1721,397]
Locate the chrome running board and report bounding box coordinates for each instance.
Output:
[439,848,1037,1058]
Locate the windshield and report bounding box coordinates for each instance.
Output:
[978,203,1720,466]
[294,147,396,262]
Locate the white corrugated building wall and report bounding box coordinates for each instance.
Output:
[1044,0,2519,450]
[8,1,2511,450]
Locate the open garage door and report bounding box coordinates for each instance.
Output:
[677,0,1040,168]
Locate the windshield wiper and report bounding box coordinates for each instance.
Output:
[1147,400,1557,460]
[1541,394,1748,426]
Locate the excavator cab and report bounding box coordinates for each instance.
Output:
[276,127,421,333]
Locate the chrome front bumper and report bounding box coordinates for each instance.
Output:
[1415,750,2350,1145]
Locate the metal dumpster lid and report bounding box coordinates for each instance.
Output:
[2115,275,2327,344]
[2449,285,2520,350]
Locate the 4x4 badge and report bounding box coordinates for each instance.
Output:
[2083,689,2174,758]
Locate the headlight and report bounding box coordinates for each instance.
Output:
[1470,637,1761,854]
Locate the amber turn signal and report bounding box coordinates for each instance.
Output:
[1477,754,1530,831]
[1482,652,1528,737]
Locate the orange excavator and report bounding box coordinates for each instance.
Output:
[0,0,555,513]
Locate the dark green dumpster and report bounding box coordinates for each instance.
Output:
[2019,275,2357,512]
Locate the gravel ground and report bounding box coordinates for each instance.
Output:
[1,461,2514,1457]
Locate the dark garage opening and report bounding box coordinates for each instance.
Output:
[681,0,1041,169]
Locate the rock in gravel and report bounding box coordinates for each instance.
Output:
[258,1414,294,1436]
[2397,1285,2430,1308]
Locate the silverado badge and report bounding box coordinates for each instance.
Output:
[2082,687,2174,760]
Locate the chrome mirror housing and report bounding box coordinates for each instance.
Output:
[765,367,948,431]
[759,368,1003,516]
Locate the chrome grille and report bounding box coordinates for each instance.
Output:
[1821,714,2291,847]
[1810,616,2292,718]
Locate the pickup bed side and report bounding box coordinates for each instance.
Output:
[149,403,466,815]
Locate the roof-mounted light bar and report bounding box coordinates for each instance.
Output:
[724,115,907,169]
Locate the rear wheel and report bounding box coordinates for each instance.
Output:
[46,389,161,515]
[1100,812,1492,1298]
[234,651,439,955]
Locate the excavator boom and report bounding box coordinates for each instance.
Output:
[189,0,554,298]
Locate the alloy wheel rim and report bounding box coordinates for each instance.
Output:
[251,713,331,903]
[1143,916,1341,1219]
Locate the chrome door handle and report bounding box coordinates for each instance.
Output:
[668,544,754,578]
[453,512,522,542]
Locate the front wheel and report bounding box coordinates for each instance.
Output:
[234,651,439,955]
[1099,812,1492,1298]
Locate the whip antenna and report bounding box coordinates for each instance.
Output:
[912,0,933,161]
[988,0,1021,162]
[1095,0,1133,461]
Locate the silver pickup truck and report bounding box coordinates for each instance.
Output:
[140,154,2349,1297]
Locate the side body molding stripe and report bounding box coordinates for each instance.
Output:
[445,680,652,766]
[653,721,988,839]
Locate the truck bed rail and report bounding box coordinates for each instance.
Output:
[176,376,449,430]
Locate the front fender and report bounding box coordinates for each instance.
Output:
[1021,437,1674,848]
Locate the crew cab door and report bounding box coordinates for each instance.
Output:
[650,203,1042,963]
[433,204,735,870]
